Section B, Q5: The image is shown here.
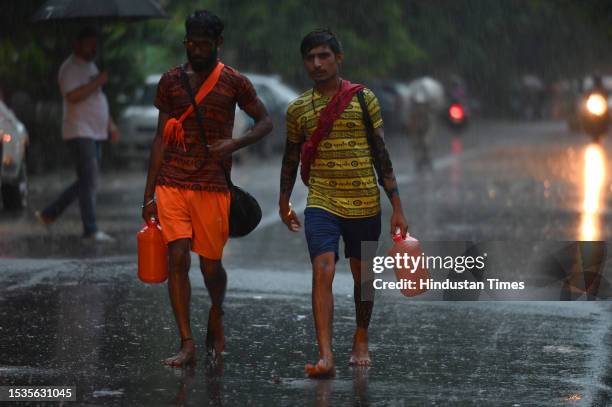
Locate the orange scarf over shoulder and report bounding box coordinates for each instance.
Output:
[163,62,225,150]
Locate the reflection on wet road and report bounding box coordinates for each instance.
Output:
[1,120,612,405]
[581,144,606,240]
[1,258,611,405]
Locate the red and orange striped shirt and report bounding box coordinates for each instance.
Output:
[154,63,257,191]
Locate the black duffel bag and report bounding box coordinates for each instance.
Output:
[228,183,262,238]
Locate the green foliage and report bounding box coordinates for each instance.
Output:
[127,0,423,87]
[3,0,612,114]
[2,0,612,170]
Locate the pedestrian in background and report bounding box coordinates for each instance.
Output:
[406,83,434,172]
[36,27,119,242]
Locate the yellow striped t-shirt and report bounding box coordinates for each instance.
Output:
[286,87,384,218]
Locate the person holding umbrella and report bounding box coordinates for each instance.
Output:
[36,27,119,242]
[141,10,272,367]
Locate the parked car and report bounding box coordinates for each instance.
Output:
[0,100,28,210]
[119,72,298,160]
[117,74,161,160]
[367,81,405,133]
[367,79,446,135]
[233,73,298,156]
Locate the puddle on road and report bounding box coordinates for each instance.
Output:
[1,277,608,405]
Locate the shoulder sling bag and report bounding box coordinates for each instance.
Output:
[300,84,385,188]
[300,80,364,186]
[179,65,262,238]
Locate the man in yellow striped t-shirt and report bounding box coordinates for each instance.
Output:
[279,29,409,378]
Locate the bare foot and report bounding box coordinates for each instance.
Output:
[162,338,196,367]
[206,353,224,376]
[349,329,371,367]
[206,306,225,357]
[305,358,336,378]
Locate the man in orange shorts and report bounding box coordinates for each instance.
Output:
[141,10,272,367]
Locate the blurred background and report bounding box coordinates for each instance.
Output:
[2,3,612,405]
[3,0,612,172]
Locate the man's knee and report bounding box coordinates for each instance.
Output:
[168,239,190,272]
[350,258,371,284]
[312,257,335,285]
[76,158,97,186]
[199,257,225,276]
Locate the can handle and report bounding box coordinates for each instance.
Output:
[392,227,409,242]
[145,217,158,228]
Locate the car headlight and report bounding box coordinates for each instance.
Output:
[586,94,608,116]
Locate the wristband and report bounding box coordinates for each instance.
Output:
[141,198,156,209]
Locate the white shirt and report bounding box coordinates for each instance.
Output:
[58,54,109,141]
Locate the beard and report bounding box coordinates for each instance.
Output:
[187,48,218,73]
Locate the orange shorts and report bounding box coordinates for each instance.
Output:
[155,186,230,260]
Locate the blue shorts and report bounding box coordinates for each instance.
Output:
[304,207,381,262]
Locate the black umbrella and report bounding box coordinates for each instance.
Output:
[32,0,168,22]
[32,0,168,69]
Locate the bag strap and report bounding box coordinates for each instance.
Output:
[179,65,233,188]
[357,90,384,187]
[307,81,363,149]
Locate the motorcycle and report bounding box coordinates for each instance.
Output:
[446,100,468,134]
[581,91,609,142]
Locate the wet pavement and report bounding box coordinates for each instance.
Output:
[1,120,612,405]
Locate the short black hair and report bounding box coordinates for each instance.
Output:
[185,10,224,39]
[300,29,342,58]
[77,26,98,41]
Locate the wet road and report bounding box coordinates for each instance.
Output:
[1,120,612,405]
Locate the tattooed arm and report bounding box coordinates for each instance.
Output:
[371,126,409,237]
[279,140,302,232]
[280,140,301,198]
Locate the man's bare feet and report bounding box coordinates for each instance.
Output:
[305,357,336,378]
[162,338,196,367]
[206,353,224,376]
[349,329,371,367]
[206,306,225,358]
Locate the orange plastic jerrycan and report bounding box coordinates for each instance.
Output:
[137,219,168,283]
[388,233,430,297]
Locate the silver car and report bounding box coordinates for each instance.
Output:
[233,73,298,156]
[118,74,161,160]
[0,100,28,210]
